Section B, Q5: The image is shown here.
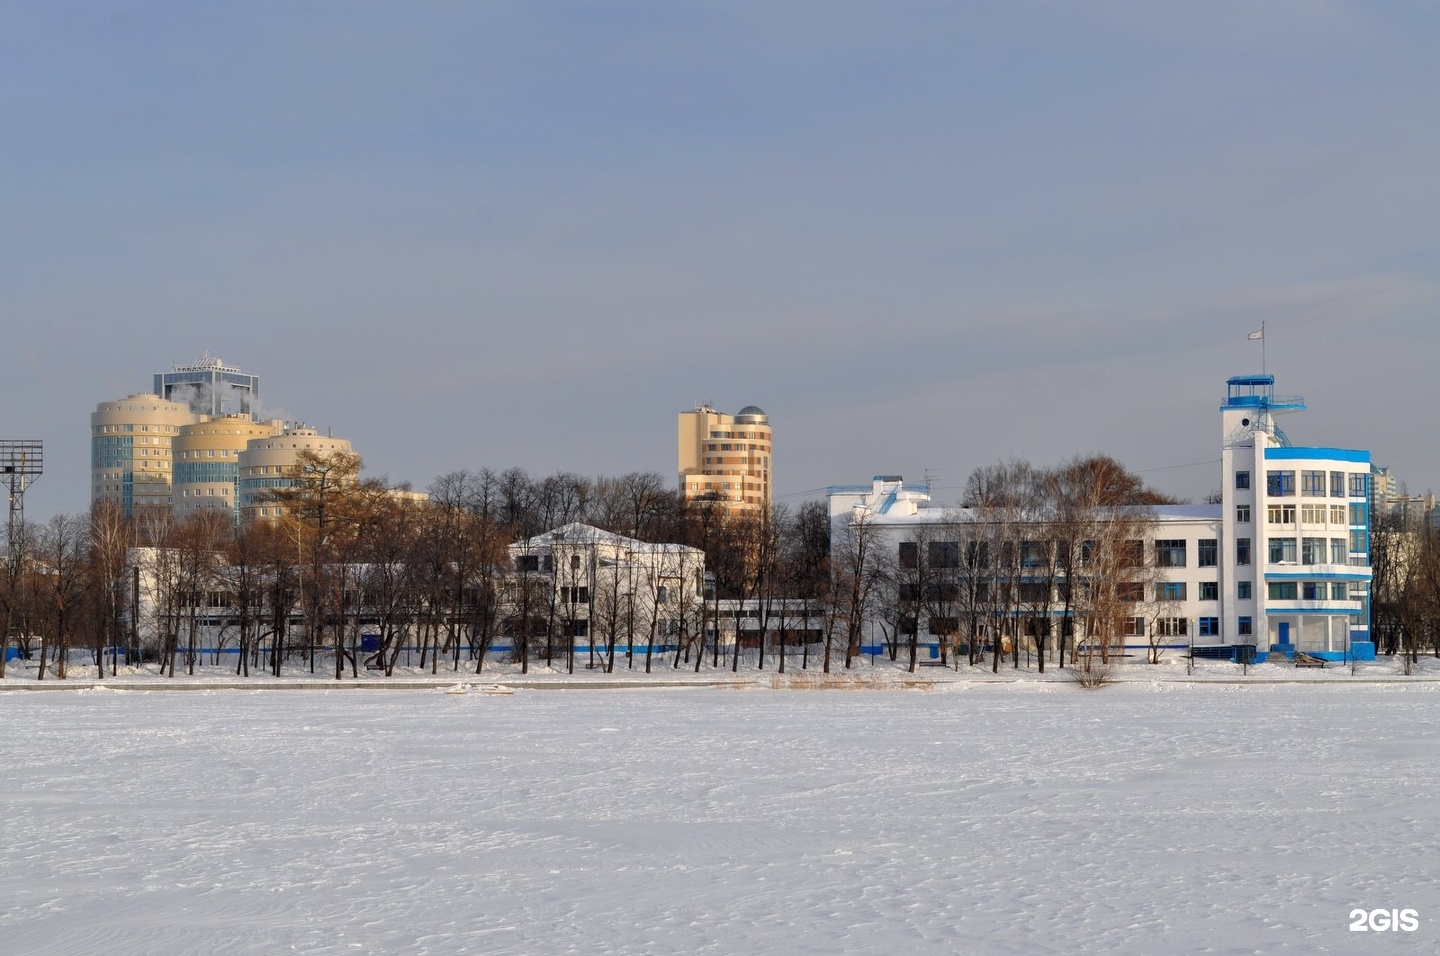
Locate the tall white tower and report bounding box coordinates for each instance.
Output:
[1218,374,1374,660]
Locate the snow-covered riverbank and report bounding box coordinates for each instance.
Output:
[3,682,1438,954]
[5,651,1440,691]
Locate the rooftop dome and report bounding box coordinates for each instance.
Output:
[735,405,768,424]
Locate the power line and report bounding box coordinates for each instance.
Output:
[778,458,1220,502]
[775,487,830,501]
[1135,458,1220,474]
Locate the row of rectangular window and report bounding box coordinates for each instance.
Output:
[94,424,180,434]
[1267,581,1353,601]
[906,539,1221,570]
[1265,537,1352,564]
[1124,617,1220,637]
[1240,503,1368,526]
[1236,470,1366,498]
[906,536,1367,571]
[1234,537,1365,564]
[912,615,1240,639]
[906,579,1250,604]
[1156,539,1220,568]
[1158,581,1227,601]
[1126,616,1252,638]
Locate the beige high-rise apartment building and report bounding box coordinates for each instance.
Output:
[237,426,357,523]
[91,393,202,516]
[678,404,772,512]
[172,415,286,524]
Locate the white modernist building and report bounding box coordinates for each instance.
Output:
[827,374,1373,663]
[505,523,707,660]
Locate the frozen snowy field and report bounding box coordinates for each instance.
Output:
[3,684,1438,955]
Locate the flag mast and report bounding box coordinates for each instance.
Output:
[1248,322,1267,375]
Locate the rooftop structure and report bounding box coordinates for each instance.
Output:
[155,352,259,418]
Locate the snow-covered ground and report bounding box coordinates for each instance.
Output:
[3,681,1439,954]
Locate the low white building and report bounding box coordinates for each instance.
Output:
[827,374,1374,664]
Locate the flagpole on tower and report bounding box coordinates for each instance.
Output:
[1248,322,1266,375]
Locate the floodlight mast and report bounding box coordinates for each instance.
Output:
[1,441,44,539]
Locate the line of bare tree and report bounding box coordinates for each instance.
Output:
[6,452,1438,681]
[0,459,837,680]
[1369,507,1440,674]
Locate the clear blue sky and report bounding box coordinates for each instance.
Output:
[4,2,1437,520]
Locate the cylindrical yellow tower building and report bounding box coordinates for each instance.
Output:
[237,426,357,523]
[172,415,286,524]
[91,393,201,517]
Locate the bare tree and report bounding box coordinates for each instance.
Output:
[33,514,89,680]
[498,467,537,537]
[259,519,300,678]
[1047,456,1166,674]
[1416,526,1440,661]
[680,493,729,669]
[1374,514,1440,674]
[890,523,944,673]
[86,501,133,678]
[426,472,511,673]
[268,449,367,679]
[534,473,591,533]
[830,508,882,671]
[774,501,829,672]
[463,513,509,674]
[221,520,281,677]
[505,536,552,675]
[963,461,1035,674]
[168,511,230,676]
[0,517,37,679]
[355,496,420,675]
[1368,508,1406,658]
[588,541,632,673]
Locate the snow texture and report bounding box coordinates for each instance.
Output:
[3,683,1438,954]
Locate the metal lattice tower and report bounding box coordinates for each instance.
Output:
[1,441,43,539]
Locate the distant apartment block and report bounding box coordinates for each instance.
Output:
[93,355,357,522]
[678,404,772,513]
[1369,463,1435,532]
